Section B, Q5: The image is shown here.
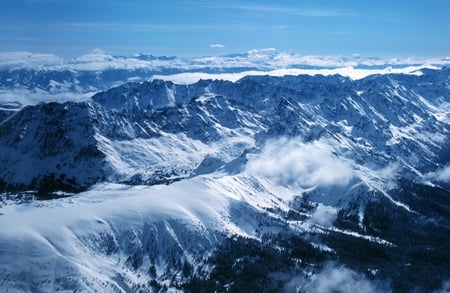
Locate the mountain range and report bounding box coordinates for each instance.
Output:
[1,49,448,105]
[0,53,449,292]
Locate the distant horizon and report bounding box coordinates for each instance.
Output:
[1,0,449,59]
[1,49,449,76]
[1,48,450,62]
[1,48,450,61]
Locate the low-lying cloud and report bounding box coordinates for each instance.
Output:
[308,265,390,293]
[425,164,450,183]
[310,204,338,226]
[284,264,391,293]
[246,138,354,188]
[1,49,447,74]
[433,281,450,293]
[435,165,450,182]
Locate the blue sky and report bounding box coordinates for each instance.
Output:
[0,0,449,57]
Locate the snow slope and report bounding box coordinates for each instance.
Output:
[0,173,302,292]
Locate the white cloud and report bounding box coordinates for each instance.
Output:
[0,51,63,69]
[378,163,399,181]
[426,165,450,182]
[1,49,448,75]
[273,25,289,30]
[151,65,440,84]
[237,5,355,17]
[210,44,225,48]
[436,165,450,181]
[245,138,354,188]
[0,88,95,106]
[308,265,390,293]
[310,204,338,226]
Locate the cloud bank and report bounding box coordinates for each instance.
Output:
[151,65,436,84]
[246,138,354,188]
[1,48,448,74]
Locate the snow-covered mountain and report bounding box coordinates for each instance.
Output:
[2,69,449,193]
[1,49,448,105]
[1,66,450,292]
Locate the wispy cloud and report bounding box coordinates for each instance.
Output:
[273,25,290,30]
[246,138,354,188]
[237,5,356,17]
[308,264,391,292]
[310,204,338,226]
[24,21,259,34]
[60,22,213,32]
[210,44,225,49]
[284,263,391,292]
[425,164,450,182]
